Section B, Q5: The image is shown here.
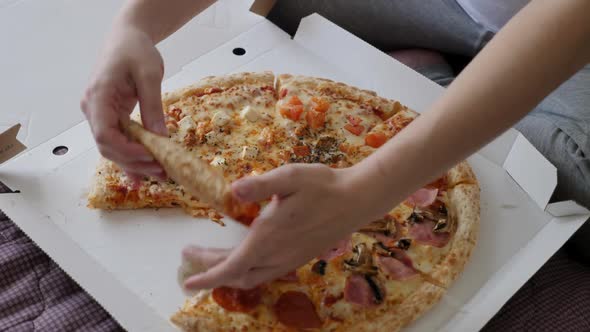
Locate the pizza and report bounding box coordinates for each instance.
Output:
[87,71,480,331]
[122,120,259,225]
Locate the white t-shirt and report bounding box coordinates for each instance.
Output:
[456,0,530,32]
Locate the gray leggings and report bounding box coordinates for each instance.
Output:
[268,0,590,246]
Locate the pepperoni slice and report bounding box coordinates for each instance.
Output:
[274,291,322,329]
[212,286,262,312]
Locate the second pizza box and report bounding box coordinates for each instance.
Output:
[1,3,588,332]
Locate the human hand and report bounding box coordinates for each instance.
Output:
[81,24,167,182]
[181,163,392,290]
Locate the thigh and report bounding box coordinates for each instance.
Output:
[267,0,492,56]
[514,65,590,209]
[515,116,590,209]
[517,65,590,259]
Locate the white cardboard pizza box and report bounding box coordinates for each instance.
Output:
[1,4,589,332]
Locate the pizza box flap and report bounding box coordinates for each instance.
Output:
[0,124,27,165]
[502,134,590,217]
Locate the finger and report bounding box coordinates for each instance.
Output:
[232,165,302,202]
[86,91,157,165]
[184,261,237,290]
[133,67,167,136]
[120,161,165,178]
[227,266,289,290]
[182,246,231,270]
[183,247,252,290]
[96,128,157,163]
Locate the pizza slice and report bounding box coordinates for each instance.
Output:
[87,71,277,222]
[124,120,259,225]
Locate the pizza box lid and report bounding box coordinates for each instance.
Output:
[1,4,589,332]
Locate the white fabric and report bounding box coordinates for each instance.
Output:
[456,0,530,32]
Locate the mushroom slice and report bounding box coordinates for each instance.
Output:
[433,218,449,233]
[343,243,377,276]
[358,217,397,235]
[394,238,412,250]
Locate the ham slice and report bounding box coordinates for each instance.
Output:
[376,255,417,280]
[365,232,396,247]
[409,219,450,248]
[344,274,379,307]
[406,188,438,208]
[318,236,352,261]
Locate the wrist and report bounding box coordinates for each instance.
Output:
[111,16,155,43]
[337,162,397,223]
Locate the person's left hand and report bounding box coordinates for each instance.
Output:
[181,163,390,290]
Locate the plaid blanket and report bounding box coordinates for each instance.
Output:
[0,212,122,332]
[1,210,588,331]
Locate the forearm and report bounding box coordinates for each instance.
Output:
[358,0,590,211]
[113,0,217,43]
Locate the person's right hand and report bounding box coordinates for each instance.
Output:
[81,24,168,182]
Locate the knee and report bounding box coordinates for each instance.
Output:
[515,115,590,208]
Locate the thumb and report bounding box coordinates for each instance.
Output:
[232,165,301,202]
[134,65,167,136]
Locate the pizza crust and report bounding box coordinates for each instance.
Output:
[162,71,275,108]
[277,74,405,119]
[430,183,480,287]
[170,295,281,332]
[446,160,478,187]
[87,158,115,209]
[340,282,445,332]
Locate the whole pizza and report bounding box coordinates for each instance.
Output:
[87,71,480,331]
